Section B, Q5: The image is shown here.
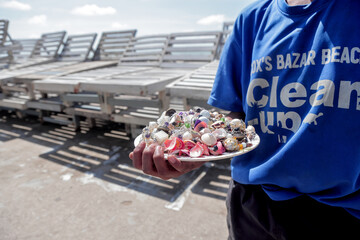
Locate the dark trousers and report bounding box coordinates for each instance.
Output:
[226,180,360,240]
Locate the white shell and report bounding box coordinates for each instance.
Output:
[200,127,211,135]
[224,138,239,151]
[184,115,193,126]
[182,131,193,141]
[200,110,211,119]
[212,128,227,139]
[198,116,209,124]
[246,125,255,133]
[157,115,169,126]
[154,131,168,144]
[201,133,217,146]
[230,119,245,130]
[148,121,158,132]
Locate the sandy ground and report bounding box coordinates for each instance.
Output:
[0,111,231,240]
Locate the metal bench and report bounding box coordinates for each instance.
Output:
[20,30,139,125]
[32,33,170,128]
[0,33,97,110]
[0,19,23,69]
[165,60,220,110]
[33,33,168,95]
[6,31,66,70]
[165,22,234,111]
[78,31,222,136]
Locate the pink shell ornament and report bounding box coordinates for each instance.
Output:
[184,140,196,150]
[189,142,204,158]
[194,121,208,132]
[165,137,184,152]
[209,141,226,155]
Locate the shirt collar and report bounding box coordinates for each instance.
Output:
[277,0,333,16]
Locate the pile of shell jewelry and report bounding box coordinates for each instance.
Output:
[140,108,257,158]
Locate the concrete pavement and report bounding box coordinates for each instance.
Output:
[0,111,231,240]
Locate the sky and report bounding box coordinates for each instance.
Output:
[1,0,257,39]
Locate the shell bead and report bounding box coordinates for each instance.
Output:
[154,131,169,144]
[198,116,209,124]
[182,131,193,141]
[200,110,211,119]
[224,138,239,151]
[201,133,217,146]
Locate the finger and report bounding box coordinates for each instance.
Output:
[142,144,158,175]
[132,141,146,170]
[153,146,172,178]
[188,161,207,170]
[167,155,183,172]
[168,156,206,173]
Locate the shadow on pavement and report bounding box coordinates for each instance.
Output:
[0,110,231,203]
[192,161,231,201]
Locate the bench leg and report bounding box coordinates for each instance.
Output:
[159,90,170,113]
[39,110,45,123]
[26,82,35,100]
[99,92,114,114]
[86,117,96,128]
[73,115,81,131]
[125,124,131,136]
[16,110,25,119]
[183,97,191,111]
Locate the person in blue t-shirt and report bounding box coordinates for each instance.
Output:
[130,0,360,238]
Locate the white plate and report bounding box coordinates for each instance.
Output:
[133,134,260,162]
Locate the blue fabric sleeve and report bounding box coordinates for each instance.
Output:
[207,33,244,113]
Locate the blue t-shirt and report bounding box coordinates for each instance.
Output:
[208,0,360,218]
